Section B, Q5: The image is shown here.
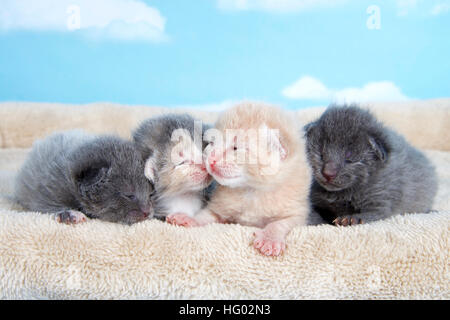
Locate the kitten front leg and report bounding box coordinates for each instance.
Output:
[166,213,200,227]
[313,204,365,226]
[166,208,222,227]
[333,214,364,226]
[333,206,402,226]
[332,204,397,226]
[253,215,304,256]
[56,210,88,224]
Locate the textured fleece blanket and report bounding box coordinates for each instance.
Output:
[0,99,449,299]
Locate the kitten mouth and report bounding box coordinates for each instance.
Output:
[322,184,344,191]
[209,165,239,180]
[316,176,345,191]
[127,210,151,223]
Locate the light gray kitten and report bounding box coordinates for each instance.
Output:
[305,105,438,226]
[14,130,154,225]
[133,114,214,222]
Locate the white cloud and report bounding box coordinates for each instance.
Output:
[0,0,167,42]
[430,2,450,15]
[217,0,348,13]
[282,76,410,104]
[218,0,447,17]
[282,76,332,100]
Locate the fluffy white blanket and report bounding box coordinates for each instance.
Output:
[0,100,448,299]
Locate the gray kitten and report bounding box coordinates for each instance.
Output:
[305,105,437,226]
[133,114,214,222]
[14,130,154,225]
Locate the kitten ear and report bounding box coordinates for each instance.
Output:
[76,164,110,186]
[304,121,316,137]
[144,157,157,182]
[262,123,288,160]
[368,135,388,162]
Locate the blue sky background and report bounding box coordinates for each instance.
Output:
[0,0,449,109]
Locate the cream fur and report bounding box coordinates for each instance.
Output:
[0,100,449,299]
[193,103,311,257]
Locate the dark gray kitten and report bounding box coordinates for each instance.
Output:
[14,130,154,225]
[305,105,437,226]
[133,114,214,221]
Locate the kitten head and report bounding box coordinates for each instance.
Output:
[305,105,390,192]
[133,114,212,196]
[204,102,298,189]
[71,137,154,224]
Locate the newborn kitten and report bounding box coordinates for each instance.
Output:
[14,130,154,225]
[305,105,438,226]
[133,114,213,220]
[167,102,311,257]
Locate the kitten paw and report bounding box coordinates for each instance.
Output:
[56,210,87,224]
[253,229,286,257]
[166,213,199,227]
[333,215,364,226]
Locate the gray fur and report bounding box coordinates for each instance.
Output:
[133,114,214,218]
[14,130,154,224]
[133,114,208,162]
[305,105,438,225]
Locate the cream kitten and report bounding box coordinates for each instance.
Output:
[167,102,311,256]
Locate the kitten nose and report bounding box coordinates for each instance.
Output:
[208,149,219,168]
[140,204,152,217]
[208,154,218,167]
[322,162,338,182]
[128,210,149,222]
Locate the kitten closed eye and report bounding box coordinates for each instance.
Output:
[345,150,353,163]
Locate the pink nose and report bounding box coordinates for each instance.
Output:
[128,210,149,222]
[140,203,152,214]
[322,171,336,182]
[208,153,218,167]
[322,162,338,182]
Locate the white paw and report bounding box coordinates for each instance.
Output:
[253,229,286,256]
[166,213,199,227]
[56,210,88,224]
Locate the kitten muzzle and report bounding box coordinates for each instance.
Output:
[322,161,339,182]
